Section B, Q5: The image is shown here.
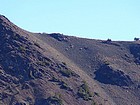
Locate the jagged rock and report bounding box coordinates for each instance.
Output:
[94,65,133,86]
[48,33,68,42]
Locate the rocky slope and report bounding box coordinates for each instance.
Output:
[0,15,140,105]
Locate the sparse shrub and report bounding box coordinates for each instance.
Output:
[47,96,63,105]
[91,101,97,105]
[37,61,50,67]
[19,46,26,53]
[60,69,76,78]
[50,76,72,91]
[12,34,19,40]
[104,61,109,65]
[107,39,111,42]
[60,81,72,91]
[50,76,61,82]
[77,82,92,101]
[55,93,62,99]
[134,37,139,41]
[58,63,79,78]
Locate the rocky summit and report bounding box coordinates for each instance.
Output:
[0,15,140,105]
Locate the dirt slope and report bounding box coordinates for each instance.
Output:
[35,33,140,105]
[0,15,140,105]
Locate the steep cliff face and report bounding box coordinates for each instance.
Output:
[0,15,140,105]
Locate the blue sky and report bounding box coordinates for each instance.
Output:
[0,0,140,41]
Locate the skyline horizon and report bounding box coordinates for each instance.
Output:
[0,13,139,41]
[0,0,140,41]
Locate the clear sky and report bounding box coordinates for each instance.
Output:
[0,0,140,41]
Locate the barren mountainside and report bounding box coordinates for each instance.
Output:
[0,15,140,105]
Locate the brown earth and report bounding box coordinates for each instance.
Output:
[0,15,140,105]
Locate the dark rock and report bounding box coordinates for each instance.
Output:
[49,33,68,42]
[129,44,140,64]
[94,65,133,86]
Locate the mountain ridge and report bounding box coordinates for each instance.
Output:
[0,15,140,105]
